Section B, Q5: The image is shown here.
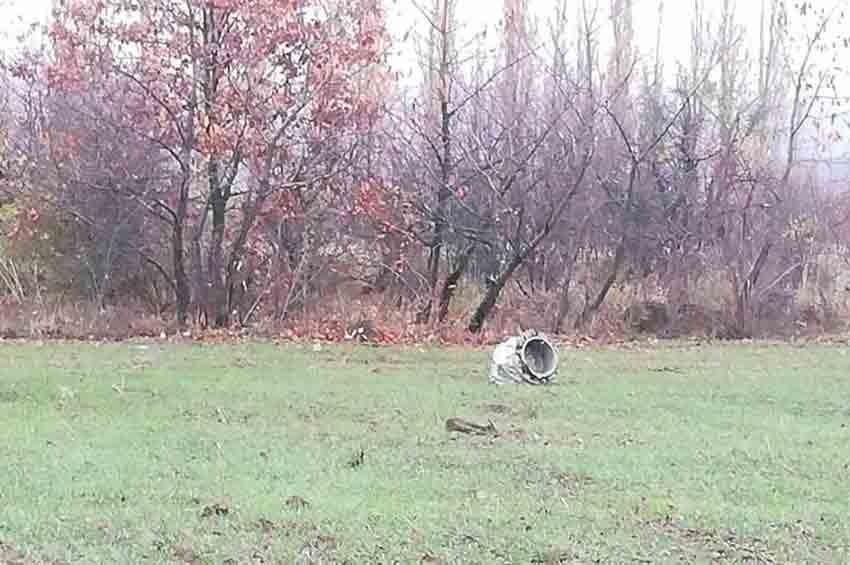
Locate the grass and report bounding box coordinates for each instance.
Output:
[0,339,849,564]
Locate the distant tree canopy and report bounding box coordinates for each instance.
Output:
[0,0,848,339]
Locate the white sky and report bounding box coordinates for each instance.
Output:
[1,0,847,176]
[380,0,849,173]
[0,0,52,40]
[2,0,846,129]
[2,0,842,78]
[383,0,772,79]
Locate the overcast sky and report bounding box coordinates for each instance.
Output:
[2,0,842,73]
[1,0,846,178]
[0,0,832,60]
[383,0,802,80]
[4,1,845,118]
[0,0,51,35]
[3,0,845,115]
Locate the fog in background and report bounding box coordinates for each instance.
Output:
[2,0,847,181]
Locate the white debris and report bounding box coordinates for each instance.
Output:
[489,329,558,385]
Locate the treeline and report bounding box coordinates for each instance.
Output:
[1,0,849,340]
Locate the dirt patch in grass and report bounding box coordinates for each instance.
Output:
[645,517,776,563]
[642,515,844,563]
[171,544,202,565]
[480,402,516,416]
[296,533,339,564]
[554,471,594,497]
[765,520,845,562]
[530,547,580,564]
[0,389,20,403]
[313,350,410,372]
[0,542,63,565]
[480,402,540,420]
[248,518,341,565]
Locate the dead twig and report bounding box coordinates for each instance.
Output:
[445,417,498,436]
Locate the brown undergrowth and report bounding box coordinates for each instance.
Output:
[0,541,64,565]
[0,280,847,345]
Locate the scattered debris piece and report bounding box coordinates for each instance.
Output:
[346,449,365,468]
[200,502,230,518]
[257,518,276,532]
[445,417,498,436]
[286,496,310,511]
[490,329,558,385]
[419,551,443,564]
[172,545,201,565]
[649,366,684,374]
[296,534,338,565]
[481,402,514,415]
[344,319,379,343]
[531,548,575,564]
[0,541,66,565]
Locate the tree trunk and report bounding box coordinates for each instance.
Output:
[553,275,572,334]
[438,243,475,322]
[576,241,625,330]
[417,0,452,325]
[223,188,266,324]
[172,214,190,329]
[417,112,451,324]
[735,241,771,333]
[553,240,584,333]
[190,201,209,327]
[468,252,524,333]
[553,259,576,333]
[418,238,442,324]
[207,158,228,327]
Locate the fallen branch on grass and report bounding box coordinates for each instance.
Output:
[445,417,498,436]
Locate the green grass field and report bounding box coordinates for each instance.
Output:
[1,339,848,564]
